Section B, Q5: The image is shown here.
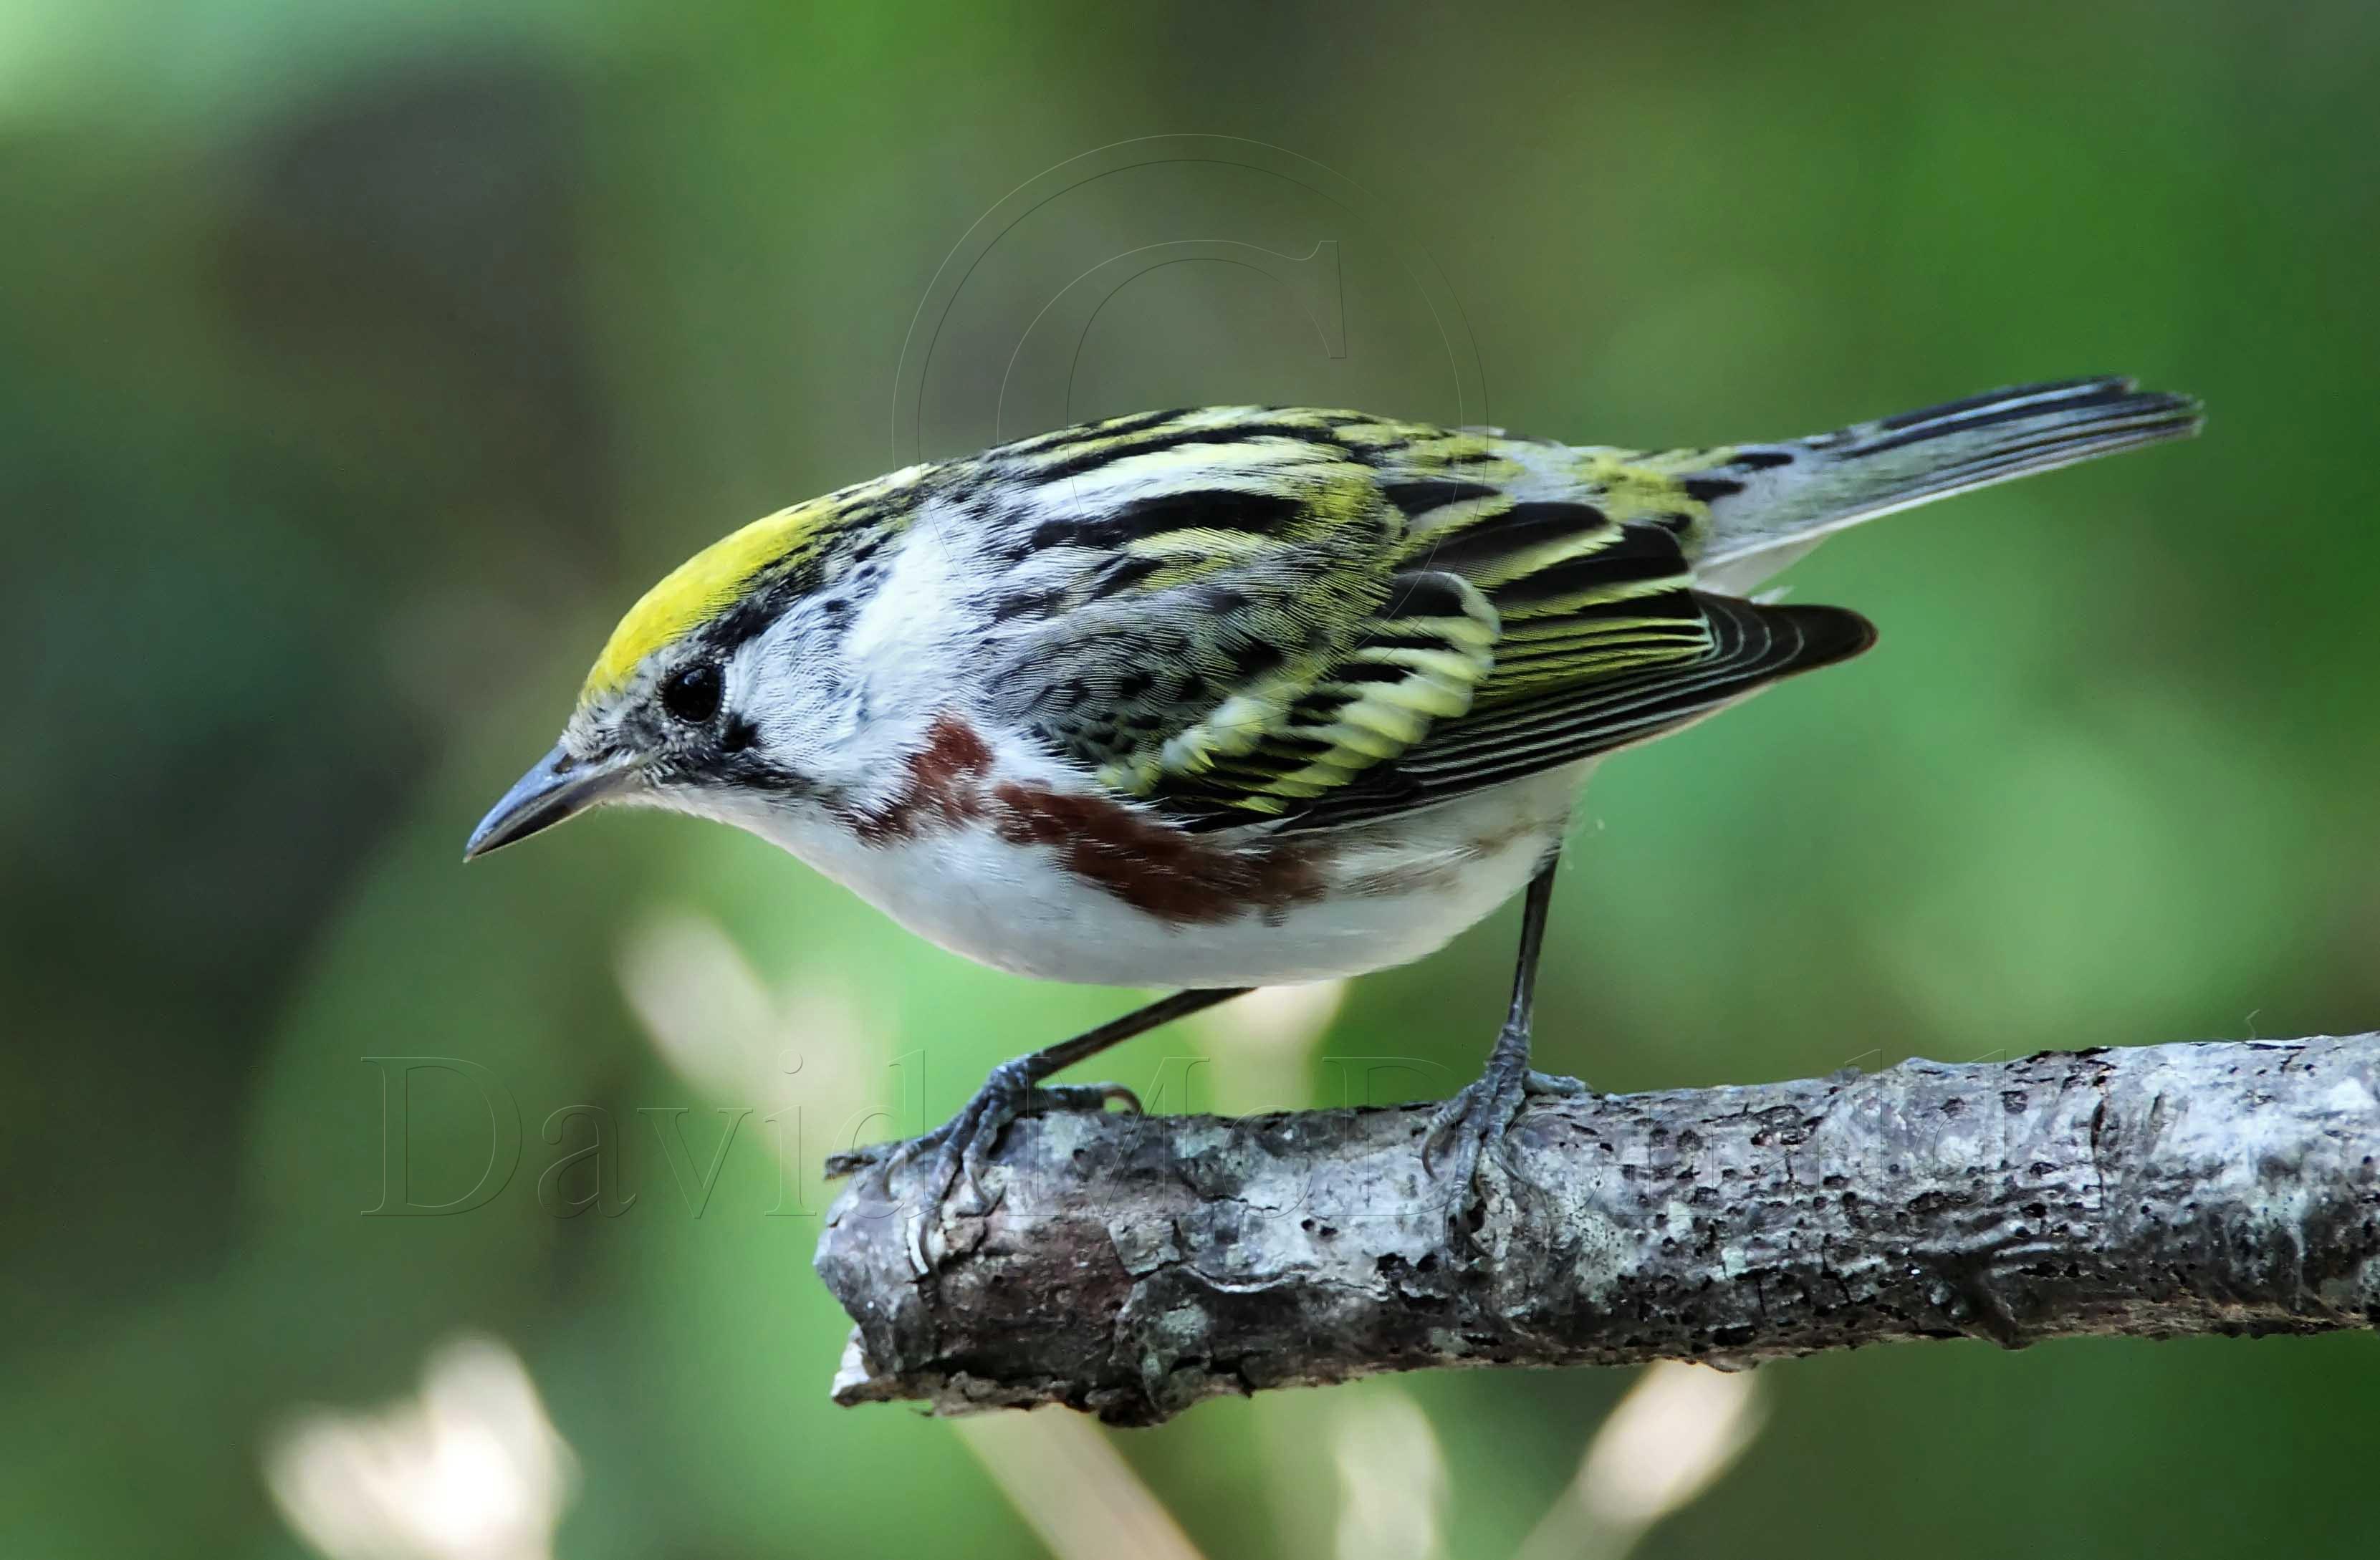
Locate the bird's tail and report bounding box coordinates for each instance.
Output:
[1693,376,2202,591]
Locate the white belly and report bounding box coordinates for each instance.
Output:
[714,767,1587,988]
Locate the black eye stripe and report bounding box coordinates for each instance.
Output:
[661,663,724,723]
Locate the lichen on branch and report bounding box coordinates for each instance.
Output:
[816,1036,2380,1425]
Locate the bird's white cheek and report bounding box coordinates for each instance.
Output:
[729,635,836,741]
[739,674,920,810]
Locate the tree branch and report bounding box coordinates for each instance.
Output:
[815,1035,2380,1425]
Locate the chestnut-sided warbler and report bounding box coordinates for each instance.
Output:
[467,377,2199,1262]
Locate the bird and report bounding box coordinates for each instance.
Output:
[466,375,2200,1264]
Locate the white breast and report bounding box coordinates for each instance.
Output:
[699,756,1587,988]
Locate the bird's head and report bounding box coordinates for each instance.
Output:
[464,483,918,860]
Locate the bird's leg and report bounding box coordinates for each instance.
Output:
[1422,856,1587,1225]
[829,986,1252,1272]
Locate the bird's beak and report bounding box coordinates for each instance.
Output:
[463,743,637,861]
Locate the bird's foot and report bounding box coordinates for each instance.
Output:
[832,1058,1141,1274]
[1421,1040,1586,1233]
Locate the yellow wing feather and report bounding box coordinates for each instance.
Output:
[985,408,1753,825]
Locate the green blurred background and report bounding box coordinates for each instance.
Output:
[7,1,2379,1555]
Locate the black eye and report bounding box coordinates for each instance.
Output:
[660,663,724,724]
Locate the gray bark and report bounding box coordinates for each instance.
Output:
[815,1035,2380,1426]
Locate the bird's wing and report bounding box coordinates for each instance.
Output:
[977,412,1494,813]
[1259,590,1873,832]
[974,408,1871,832]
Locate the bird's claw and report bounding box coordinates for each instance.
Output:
[868,1062,1141,1275]
[1421,1041,1586,1229]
